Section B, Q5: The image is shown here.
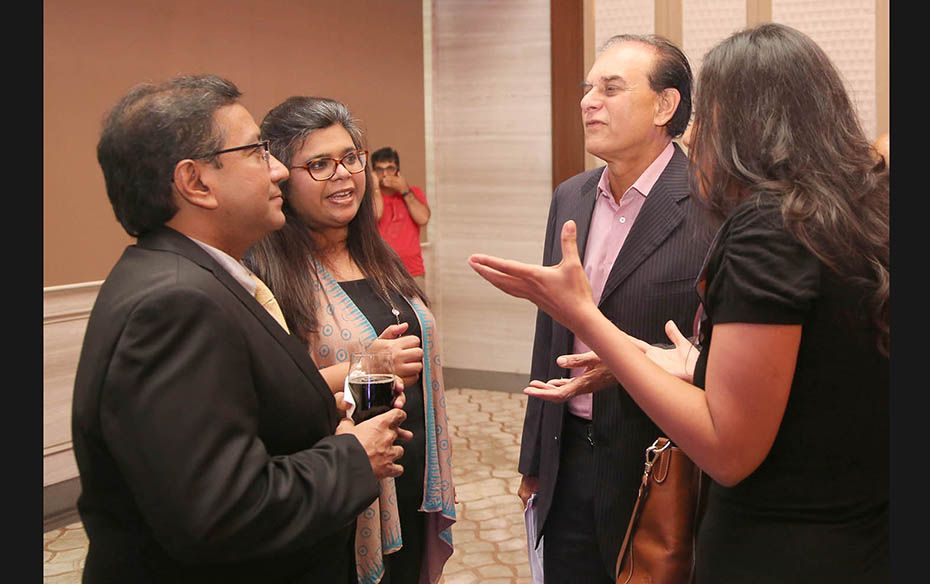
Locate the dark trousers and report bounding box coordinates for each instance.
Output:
[542,413,614,584]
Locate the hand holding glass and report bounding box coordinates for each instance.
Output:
[347,351,398,423]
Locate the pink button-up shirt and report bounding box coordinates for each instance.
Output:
[567,142,676,419]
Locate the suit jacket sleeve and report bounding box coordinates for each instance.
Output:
[99,285,379,563]
[518,185,563,477]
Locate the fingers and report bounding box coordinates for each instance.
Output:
[335,417,355,435]
[523,384,572,403]
[468,254,536,280]
[550,377,572,387]
[393,335,422,350]
[467,257,534,301]
[525,377,570,392]
[394,344,423,363]
[665,319,690,348]
[394,347,423,377]
[378,322,409,339]
[524,379,555,392]
[392,444,405,461]
[392,386,407,409]
[395,427,414,442]
[556,350,599,369]
[558,220,581,265]
[333,391,349,415]
[518,474,539,507]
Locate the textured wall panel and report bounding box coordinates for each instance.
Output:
[773,0,876,139]
[431,0,551,375]
[683,0,746,77]
[44,282,102,487]
[596,0,654,51]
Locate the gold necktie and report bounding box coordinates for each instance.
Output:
[249,273,291,334]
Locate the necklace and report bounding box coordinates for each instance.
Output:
[376,279,402,327]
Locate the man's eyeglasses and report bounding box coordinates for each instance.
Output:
[373,164,398,176]
[291,149,368,181]
[200,140,271,164]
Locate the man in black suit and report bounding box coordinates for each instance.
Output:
[71,74,411,583]
[517,36,709,582]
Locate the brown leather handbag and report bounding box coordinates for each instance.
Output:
[615,437,705,584]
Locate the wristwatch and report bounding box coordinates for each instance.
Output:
[401,190,412,198]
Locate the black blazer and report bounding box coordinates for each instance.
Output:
[519,144,710,577]
[71,227,379,583]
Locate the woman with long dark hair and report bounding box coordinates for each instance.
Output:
[469,23,889,582]
[246,96,455,584]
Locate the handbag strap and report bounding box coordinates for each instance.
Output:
[614,437,670,581]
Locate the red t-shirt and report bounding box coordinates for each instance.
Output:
[377,186,427,276]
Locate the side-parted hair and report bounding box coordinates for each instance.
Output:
[689,22,889,354]
[245,96,427,344]
[96,74,241,236]
[601,34,693,137]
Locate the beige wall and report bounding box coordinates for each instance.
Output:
[44,0,425,287]
[430,0,552,376]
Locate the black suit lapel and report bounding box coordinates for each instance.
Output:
[566,170,602,266]
[597,148,689,306]
[139,228,338,427]
[551,170,602,364]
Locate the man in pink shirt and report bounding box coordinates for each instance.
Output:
[517,35,710,583]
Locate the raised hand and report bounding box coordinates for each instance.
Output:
[626,320,700,383]
[381,172,410,195]
[468,220,598,333]
[369,323,424,386]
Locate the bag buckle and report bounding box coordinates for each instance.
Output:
[644,437,671,468]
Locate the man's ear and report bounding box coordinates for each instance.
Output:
[654,88,681,128]
[172,159,219,210]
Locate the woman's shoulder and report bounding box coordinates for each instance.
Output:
[725,193,784,233]
[705,193,821,322]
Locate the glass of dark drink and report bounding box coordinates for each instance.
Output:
[347,351,397,423]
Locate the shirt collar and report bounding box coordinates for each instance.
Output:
[596,141,676,203]
[184,235,257,295]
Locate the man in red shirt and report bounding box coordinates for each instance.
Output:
[372,147,431,290]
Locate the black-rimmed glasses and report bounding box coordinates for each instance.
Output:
[201,140,271,163]
[291,149,368,181]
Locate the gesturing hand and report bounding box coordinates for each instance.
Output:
[381,173,410,195]
[520,351,615,403]
[625,320,699,383]
[468,220,597,333]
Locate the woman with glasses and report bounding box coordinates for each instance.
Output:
[245,96,455,584]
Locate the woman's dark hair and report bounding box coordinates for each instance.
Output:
[245,96,427,344]
[689,23,889,354]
